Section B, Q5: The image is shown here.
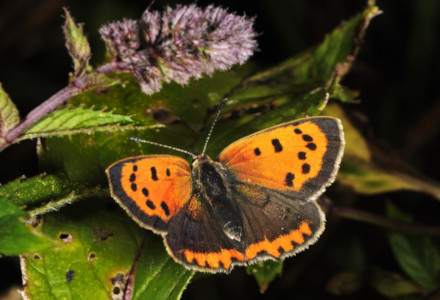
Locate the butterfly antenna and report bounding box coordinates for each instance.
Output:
[128,137,198,159]
[201,98,227,156]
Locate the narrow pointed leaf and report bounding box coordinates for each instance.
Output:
[292,5,381,84]
[63,8,91,77]
[246,261,283,293]
[0,83,20,149]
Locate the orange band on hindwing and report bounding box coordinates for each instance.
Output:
[180,221,313,270]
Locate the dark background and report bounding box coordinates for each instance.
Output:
[1,0,439,299]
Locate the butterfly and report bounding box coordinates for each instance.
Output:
[106,115,344,273]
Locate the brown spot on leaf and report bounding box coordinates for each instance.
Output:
[93,227,114,241]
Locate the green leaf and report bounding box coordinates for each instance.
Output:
[0,83,20,150]
[0,197,53,255]
[0,173,107,215]
[22,107,152,141]
[329,79,360,103]
[22,198,193,300]
[246,260,283,293]
[338,159,430,194]
[132,234,194,300]
[22,198,142,299]
[63,8,91,77]
[389,233,440,290]
[387,202,440,290]
[292,5,381,85]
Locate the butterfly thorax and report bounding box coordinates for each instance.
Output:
[192,155,243,243]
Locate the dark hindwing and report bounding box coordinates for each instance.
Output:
[232,182,325,262]
[165,182,325,272]
[164,194,245,272]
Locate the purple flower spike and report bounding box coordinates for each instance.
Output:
[99,19,140,61]
[99,4,257,95]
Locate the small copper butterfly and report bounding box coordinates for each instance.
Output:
[106,107,345,273]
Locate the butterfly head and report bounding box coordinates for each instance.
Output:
[192,154,214,173]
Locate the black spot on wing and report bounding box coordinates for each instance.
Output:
[285,172,295,187]
[142,187,149,197]
[161,201,170,216]
[306,143,317,151]
[146,199,156,210]
[166,168,171,176]
[133,165,138,172]
[271,139,283,152]
[294,128,302,134]
[129,173,136,182]
[302,163,311,174]
[151,167,158,181]
[302,134,313,142]
[131,183,137,191]
[298,152,306,160]
[254,148,261,156]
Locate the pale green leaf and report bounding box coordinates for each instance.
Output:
[21,107,155,140]
[63,8,91,77]
[0,83,20,148]
[246,261,283,293]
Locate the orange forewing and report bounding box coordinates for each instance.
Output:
[106,155,192,232]
[219,118,339,195]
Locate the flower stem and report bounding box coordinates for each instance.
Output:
[5,86,76,143]
[4,60,129,147]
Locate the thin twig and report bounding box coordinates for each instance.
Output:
[123,232,148,300]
